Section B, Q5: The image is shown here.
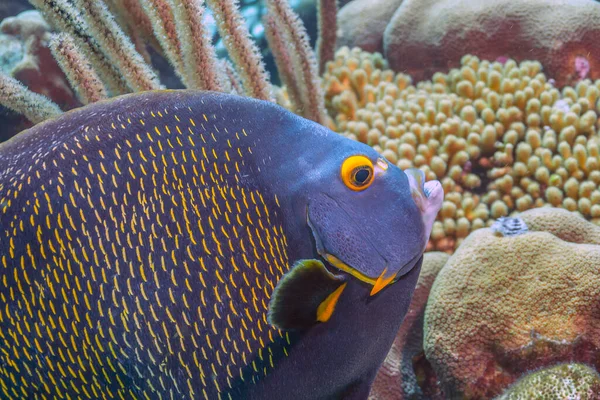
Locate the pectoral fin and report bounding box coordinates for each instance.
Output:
[268,259,347,330]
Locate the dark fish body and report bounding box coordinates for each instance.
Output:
[0,91,435,399]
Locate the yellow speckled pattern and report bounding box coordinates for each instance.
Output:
[0,93,292,399]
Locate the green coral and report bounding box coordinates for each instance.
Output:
[496,363,600,400]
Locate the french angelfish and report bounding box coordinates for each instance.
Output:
[0,91,443,399]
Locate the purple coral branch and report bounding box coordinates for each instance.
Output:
[49,33,109,104]
[172,0,222,91]
[205,0,273,101]
[138,0,188,85]
[265,0,326,124]
[263,13,303,115]
[316,0,338,75]
[29,0,130,96]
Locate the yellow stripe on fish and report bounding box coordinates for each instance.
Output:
[0,91,442,399]
[0,93,294,399]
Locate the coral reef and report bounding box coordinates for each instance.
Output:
[0,0,326,142]
[323,47,600,252]
[384,0,600,87]
[336,0,402,54]
[369,252,448,400]
[496,363,600,400]
[337,0,600,87]
[0,9,76,139]
[0,11,76,108]
[423,207,600,399]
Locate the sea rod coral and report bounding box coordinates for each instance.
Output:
[0,0,338,128]
[323,47,600,252]
[0,10,76,108]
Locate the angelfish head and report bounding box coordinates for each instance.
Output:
[306,147,443,296]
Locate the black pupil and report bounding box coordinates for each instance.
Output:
[354,167,371,185]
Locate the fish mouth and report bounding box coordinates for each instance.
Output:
[321,253,398,296]
[404,168,444,250]
[307,209,399,296]
[321,253,379,285]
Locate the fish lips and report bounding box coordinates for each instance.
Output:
[403,168,444,251]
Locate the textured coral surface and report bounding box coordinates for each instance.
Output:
[324,47,600,252]
[336,0,402,54]
[338,0,600,86]
[423,208,600,399]
[496,363,600,400]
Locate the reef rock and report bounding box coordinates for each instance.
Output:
[383,0,600,86]
[496,363,600,400]
[369,252,448,400]
[337,0,403,54]
[423,207,600,398]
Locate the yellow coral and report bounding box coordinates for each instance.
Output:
[323,47,600,252]
[422,208,600,398]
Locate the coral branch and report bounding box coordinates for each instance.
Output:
[73,0,162,91]
[316,0,337,75]
[109,0,157,45]
[29,0,129,96]
[265,0,326,124]
[263,13,302,115]
[138,0,186,84]
[49,33,108,104]
[219,58,243,94]
[0,73,63,124]
[172,0,221,91]
[205,0,272,101]
[104,0,153,64]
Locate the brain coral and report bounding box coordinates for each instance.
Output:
[496,363,600,400]
[422,207,600,399]
[336,0,402,54]
[369,252,449,400]
[323,47,600,252]
[336,0,600,87]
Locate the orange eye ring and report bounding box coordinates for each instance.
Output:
[341,155,374,191]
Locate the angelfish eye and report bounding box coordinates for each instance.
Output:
[341,155,374,191]
[353,167,371,184]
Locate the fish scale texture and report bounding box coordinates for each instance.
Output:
[0,92,293,399]
[423,207,600,399]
